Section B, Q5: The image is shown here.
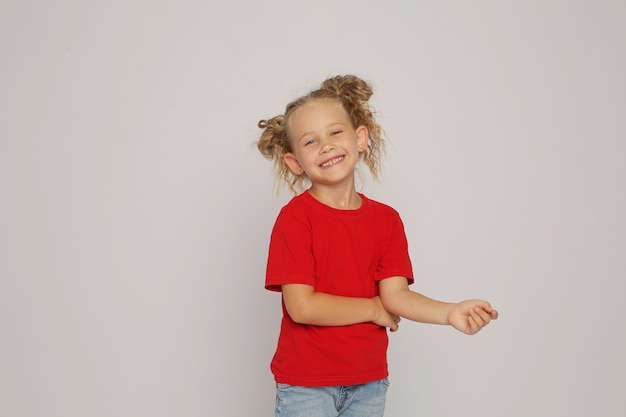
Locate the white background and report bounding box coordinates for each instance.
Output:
[1,1,625,416]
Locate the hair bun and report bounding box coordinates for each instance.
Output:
[320,75,373,103]
[257,115,286,160]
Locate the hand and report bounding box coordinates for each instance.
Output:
[372,296,401,332]
[448,300,498,335]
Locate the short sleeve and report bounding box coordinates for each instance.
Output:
[374,211,414,284]
[265,210,317,292]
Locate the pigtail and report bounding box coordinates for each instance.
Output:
[257,115,288,161]
[257,115,302,194]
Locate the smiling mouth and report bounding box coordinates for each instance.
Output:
[320,156,345,167]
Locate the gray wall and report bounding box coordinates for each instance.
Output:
[1,1,624,416]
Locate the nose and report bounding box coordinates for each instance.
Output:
[319,138,335,154]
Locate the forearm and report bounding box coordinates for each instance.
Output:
[283,284,379,326]
[379,277,499,334]
[378,277,453,324]
[383,289,453,325]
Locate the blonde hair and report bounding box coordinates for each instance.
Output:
[257,75,386,194]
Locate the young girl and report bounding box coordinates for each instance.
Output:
[257,75,498,417]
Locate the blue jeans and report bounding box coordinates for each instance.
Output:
[275,378,389,417]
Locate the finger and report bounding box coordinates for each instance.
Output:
[477,301,498,320]
[389,317,399,332]
[481,301,493,311]
[483,303,500,320]
[473,307,492,324]
[468,309,487,333]
[469,307,485,326]
[467,315,479,335]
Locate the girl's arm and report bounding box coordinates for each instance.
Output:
[378,277,498,335]
[282,283,401,330]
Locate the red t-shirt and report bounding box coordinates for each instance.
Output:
[265,191,414,386]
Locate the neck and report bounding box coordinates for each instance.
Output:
[308,183,362,210]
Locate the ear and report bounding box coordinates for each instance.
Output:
[356,125,369,152]
[284,152,305,176]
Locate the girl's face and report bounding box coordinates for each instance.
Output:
[284,99,368,190]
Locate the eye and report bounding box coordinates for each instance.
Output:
[304,138,317,146]
[330,130,342,136]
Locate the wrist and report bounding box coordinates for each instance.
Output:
[370,296,382,322]
[443,302,455,325]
